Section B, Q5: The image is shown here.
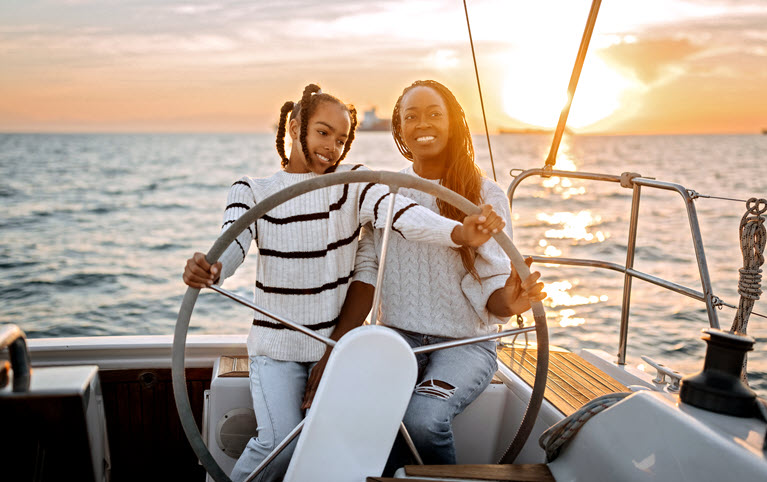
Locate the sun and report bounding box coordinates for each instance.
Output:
[502,49,635,130]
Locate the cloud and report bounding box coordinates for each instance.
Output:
[600,38,702,85]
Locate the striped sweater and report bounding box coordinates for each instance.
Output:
[217,163,462,362]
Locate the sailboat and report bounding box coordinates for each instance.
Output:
[2,1,766,481]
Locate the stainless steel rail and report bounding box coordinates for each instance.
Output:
[508,168,721,365]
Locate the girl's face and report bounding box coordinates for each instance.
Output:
[399,86,450,164]
[289,101,351,174]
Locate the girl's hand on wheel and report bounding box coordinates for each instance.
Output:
[182,252,221,288]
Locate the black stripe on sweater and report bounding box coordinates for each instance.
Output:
[258,224,361,259]
[222,219,255,240]
[328,184,348,211]
[255,271,353,295]
[373,192,391,226]
[227,202,252,211]
[232,180,250,188]
[391,202,417,239]
[252,314,339,331]
[234,238,246,259]
[359,183,375,212]
[261,184,349,225]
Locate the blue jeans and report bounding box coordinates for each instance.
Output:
[230,356,315,482]
[385,328,497,473]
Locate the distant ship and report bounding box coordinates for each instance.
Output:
[358,107,391,132]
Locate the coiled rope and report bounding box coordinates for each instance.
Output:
[730,198,766,381]
[538,392,630,462]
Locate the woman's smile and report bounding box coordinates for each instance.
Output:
[399,86,450,166]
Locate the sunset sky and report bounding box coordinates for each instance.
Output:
[1,0,765,135]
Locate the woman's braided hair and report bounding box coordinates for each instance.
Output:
[276,83,358,172]
[392,80,485,280]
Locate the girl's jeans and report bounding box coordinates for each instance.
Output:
[230,356,315,482]
[385,328,498,474]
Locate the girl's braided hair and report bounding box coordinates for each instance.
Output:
[392,80,485,280]
[276,83,358,172]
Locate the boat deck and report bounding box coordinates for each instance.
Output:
[497,345,627,416]
[219,346,628,418]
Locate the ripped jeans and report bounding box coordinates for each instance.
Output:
[385,328,497,472]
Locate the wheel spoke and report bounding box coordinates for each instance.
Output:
[411,325,536,355]
[208,284,336,348]
[369,187,400,325]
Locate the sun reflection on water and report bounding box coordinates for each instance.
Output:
[542,281,609,328]
[537,210,607,243]
[558,309,585,327]
[546,281,608,308]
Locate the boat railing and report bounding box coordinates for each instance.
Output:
[508,168,721,365]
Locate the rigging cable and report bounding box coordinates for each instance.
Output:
[462,0,496,181]
[544,0,603,172]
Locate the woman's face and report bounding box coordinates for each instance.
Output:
[399,86,450,163]
[290,101,350,174]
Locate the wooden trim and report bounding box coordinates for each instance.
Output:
[404,463,555,481]
[497,345,627,416]
[217,355,250,377]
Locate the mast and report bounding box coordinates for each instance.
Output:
[544,0,603,172]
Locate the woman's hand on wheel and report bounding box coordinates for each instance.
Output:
[487,257,546,317]
[452,204,505,247]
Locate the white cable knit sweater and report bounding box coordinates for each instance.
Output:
[217,163,462,362]
[354,165,514,338]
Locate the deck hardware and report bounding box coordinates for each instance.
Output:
[619,172,641,188]
[641,356,683,392]
[0,324,30,392]
[138,371,157,389]
[687,189,701,200]
[680,329,757,417]
[510,168,525,179]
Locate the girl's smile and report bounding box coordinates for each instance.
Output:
[287,101,351,175]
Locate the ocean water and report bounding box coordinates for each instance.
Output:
[1,132,766,396]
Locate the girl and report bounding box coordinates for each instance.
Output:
[182,83,504,482]
[329,80,546,472]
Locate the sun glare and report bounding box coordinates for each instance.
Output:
[502,50,635,129]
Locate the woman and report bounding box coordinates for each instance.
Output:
[303,79,545,471]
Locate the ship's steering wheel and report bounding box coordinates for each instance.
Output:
[172,170,549,482]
